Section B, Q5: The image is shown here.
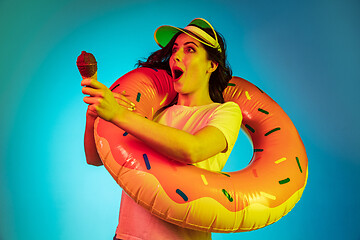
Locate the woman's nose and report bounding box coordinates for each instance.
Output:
[174,49,183,62]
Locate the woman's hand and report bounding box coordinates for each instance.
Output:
[81,78,136,122]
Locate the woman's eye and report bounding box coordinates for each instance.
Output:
[186,47,195,53]
[172,48,178,53]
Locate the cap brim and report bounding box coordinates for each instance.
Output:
[188,18,213,29]
[154,18,221,51]
[154,25,183,48]
[154,25,215,49]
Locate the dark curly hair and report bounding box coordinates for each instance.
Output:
[136,27,232,103]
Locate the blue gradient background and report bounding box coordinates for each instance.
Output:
[1,0,359,239]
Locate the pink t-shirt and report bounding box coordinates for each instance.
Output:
[115,102,242,240]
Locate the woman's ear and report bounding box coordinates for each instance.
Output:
[208,61,219,73]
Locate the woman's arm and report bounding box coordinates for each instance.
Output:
[84,108,103,166]
[112,108,227,163]
[83,88,134,166]
[81,78,227,164]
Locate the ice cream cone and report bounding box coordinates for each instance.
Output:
[77,51,97,80]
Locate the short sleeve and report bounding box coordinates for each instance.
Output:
[207,102,242,152]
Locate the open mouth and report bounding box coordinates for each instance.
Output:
[172,68,184,81]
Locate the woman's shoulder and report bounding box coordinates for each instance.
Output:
[215,101,241,113]
[209,101,242,123]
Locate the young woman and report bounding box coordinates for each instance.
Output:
[81,18,242,240]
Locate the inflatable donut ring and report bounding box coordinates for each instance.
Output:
[93,67,308,232]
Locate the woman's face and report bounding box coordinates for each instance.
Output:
[169,33,214,96]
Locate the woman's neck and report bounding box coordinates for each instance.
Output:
[177,92,214,107]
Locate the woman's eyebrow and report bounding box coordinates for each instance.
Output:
[184,42,198,47]
[173,42,198,47]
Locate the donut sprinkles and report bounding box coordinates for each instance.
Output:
[93,67,308,232]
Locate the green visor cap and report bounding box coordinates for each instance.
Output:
[154,18,222,53]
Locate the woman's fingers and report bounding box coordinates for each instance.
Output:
[84,95,135,112]
[83,86,133,107]
[82,84,112,98]
[82,86,103,97]
[88,104,97,114]
[81,77,137,117]
[83,96,100,105]
[81,78,94,87]
[86,106,98,118]
[113,92,135,105]
[120,90,130,97]
[113,92,136,109]
[81,78,106,89]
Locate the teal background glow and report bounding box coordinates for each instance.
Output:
[1,0,359,239]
